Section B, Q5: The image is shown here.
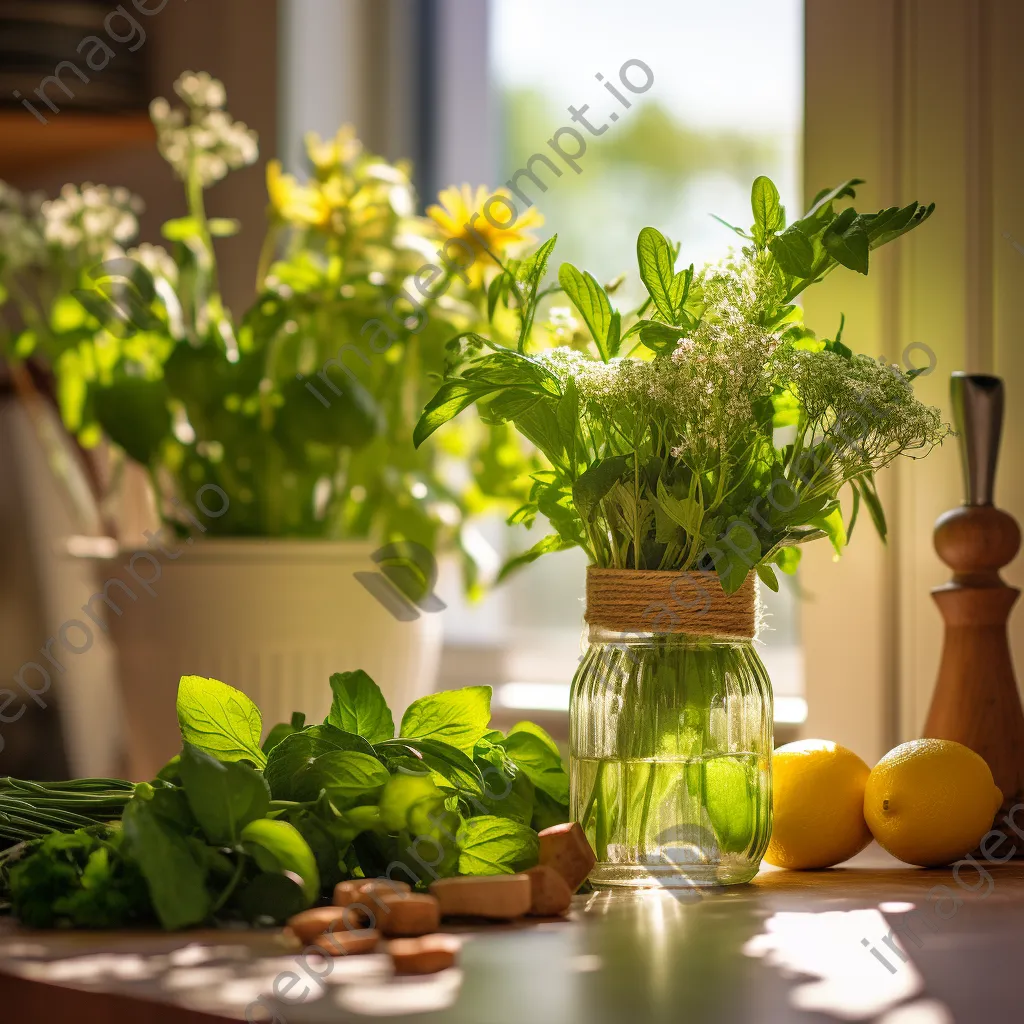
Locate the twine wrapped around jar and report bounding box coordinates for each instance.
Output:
[584,567,756,639]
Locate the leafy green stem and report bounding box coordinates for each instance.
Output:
[210,853,247,915]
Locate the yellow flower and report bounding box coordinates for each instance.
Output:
[265,160,330,227]
[305,126,362,176]
[427,184,543,288]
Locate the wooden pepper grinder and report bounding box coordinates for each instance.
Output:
[924,373,1024,827]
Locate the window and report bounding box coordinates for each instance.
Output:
[438,0,806,733]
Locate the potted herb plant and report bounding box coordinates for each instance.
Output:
[0,72,535,779]
[414,177,948,886]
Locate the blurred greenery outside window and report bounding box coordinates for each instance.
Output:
[438,0,806,726]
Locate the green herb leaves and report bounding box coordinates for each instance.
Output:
[8,670,574,931]
[179,744,270,845]
[498,723,570,805]
[122,794,211,930]
[240,819,320,903]
[769,179,934,299]
[264,724,375,801]
[457,816,539,875]
[822,207,869,275]
[327,670,395,744]
[631,227,699,356]
[637,227,678,321]
[750,175,786,248]
[306,751,390,808]
[400,686,492,755]
[177,675,266,768]
[558,263,620,361]
[7,828,151,929]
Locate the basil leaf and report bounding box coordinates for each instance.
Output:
[261,712,306,756]
[178,743,271,845]
[240,819,319,904]
[476,767,534,825]
[399,686,491,755]
[413,378,511,446]
[507,720,561,758]
[332,804,384,844]
[376,737,485,796]
[327,670,394,744]
[769,227,815,277]
[265,725,376,800]
[558,262,615,361]
[750,175,785,247]
[176,675,266,768]
[309,750,390,808]
[156,755,181,785]
[810,504,848,555]
[756,563,780,592]
[274,805,347,891]
[499,727,569,805]
[378,774,445,833]
[145,783,196,830]
[456,816,539,876]
[636,226,678,322]
[710,516,762,594]
[122,797,210,930]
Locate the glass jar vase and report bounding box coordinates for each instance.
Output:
[569,627,773,888]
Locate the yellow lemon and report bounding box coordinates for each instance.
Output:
[864,738,1003,867]
[765,739,873,869]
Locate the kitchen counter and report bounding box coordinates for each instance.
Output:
[1,848,1019,1023]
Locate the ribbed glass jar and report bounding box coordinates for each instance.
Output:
[570,628,773,887]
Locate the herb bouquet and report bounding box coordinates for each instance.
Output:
[414,177,948,886]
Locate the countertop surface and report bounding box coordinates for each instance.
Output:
[0,847,1019,1024]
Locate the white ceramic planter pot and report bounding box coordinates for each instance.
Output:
[87,539,443,780]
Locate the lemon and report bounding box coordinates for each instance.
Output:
[864,738,1003,867]
[764,739,873,869]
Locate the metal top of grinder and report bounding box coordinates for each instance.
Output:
[951,372,1004,506]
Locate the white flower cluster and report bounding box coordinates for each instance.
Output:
[536,243,945,474]
[538,250,794,460]
[781,348,947,469]
[0,182,45,271]
[150,71,259,187]
[666,252,786,449]
[41,183,143,261]
[537,347,655,407]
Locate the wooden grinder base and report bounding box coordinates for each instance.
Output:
[923,503,1024,844]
